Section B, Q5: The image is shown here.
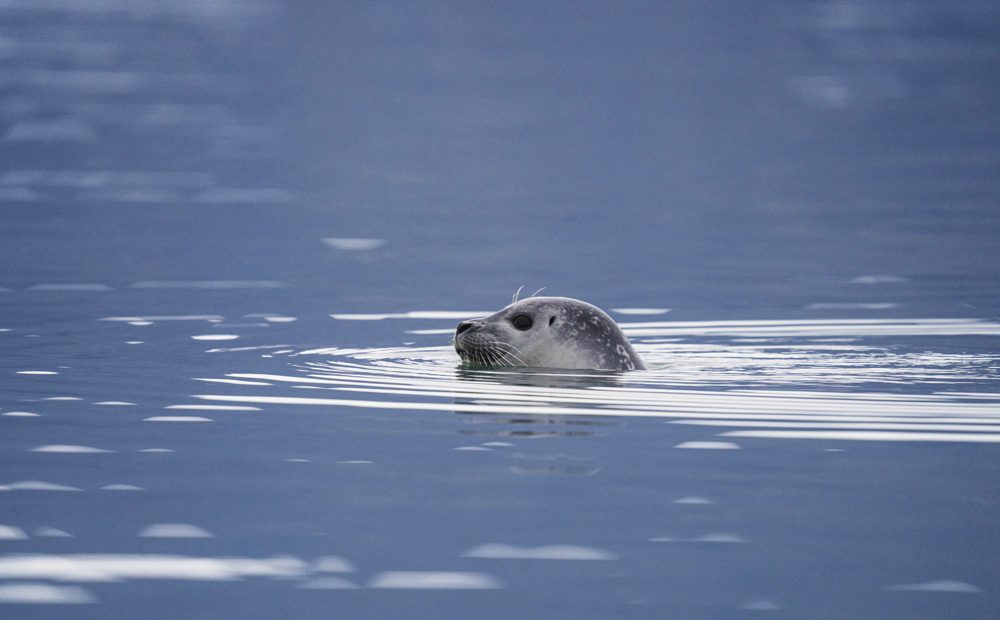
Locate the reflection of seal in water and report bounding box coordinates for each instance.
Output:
[454,297,645,371]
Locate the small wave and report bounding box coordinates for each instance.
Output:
[189,318,1000,445]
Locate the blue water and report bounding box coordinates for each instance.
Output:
[2,1,1000,617]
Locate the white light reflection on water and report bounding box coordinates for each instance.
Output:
[0,554,303,581]
[0,555,502,594]
[0,526,28,540]
[30,445,111,454]
[368,571,502,590]
[190,318,1000,445]
[885,580,982,593]
[0,481,82,492]
[463,543,616,561]
[143,416,213,423]
[0,583,96,605]
[34,528,72,538]
[137,524,214,539]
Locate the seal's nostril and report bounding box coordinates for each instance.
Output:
[456,321,474,335]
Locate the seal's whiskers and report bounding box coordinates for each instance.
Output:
[494,342,528,367]
[453,296,645,371]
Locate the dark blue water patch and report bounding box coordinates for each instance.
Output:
[3,405,999,618]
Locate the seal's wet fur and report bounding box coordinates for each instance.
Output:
[454,297,645,371]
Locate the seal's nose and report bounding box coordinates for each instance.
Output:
[456,321,476,336]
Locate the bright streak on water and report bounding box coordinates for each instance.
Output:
[186,318,1000,445]
[0,554,304,581]
[0,481,83,492]
[30,445,111,454]
[164,404,260,411]
[0,526,28,540]
[367,571,503,590]
[100,315,224,322]
[885,580,982,593]
[143,416,213,423]
[463,544,616,560]
[321,237,386,251]
[129,281,287,289]
[137,524,214,538]
[0,583,96,605]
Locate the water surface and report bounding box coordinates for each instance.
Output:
[2,1,1000,618]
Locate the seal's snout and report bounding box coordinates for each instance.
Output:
[455,320,483,358]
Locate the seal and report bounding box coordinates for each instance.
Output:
[454,296,645,371]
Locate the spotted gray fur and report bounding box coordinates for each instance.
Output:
[453,297,645,371]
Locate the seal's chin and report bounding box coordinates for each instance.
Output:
[454,339,492,367]
[454,340,471,364]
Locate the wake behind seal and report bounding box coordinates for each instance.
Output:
[454,296,645,371]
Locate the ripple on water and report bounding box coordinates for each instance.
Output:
[184,318,1000,446]
[137,524,214,538]
[165,404,259,411]
[296,577,360,589]
[144,416,213,423]
[30,445,111,454]
[463,543,616,560]
[0,481,83,492]
[0,526,28,540]
[0,554,305,581]
[0,583,96,605]
[367,571,502,589]
[885,580,982,593]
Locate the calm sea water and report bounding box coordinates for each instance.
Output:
[2,1,1000,618]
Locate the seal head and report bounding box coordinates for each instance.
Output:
[454,296,645,371]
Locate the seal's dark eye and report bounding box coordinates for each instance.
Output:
[548,316,555,326]
[511,314,533,330]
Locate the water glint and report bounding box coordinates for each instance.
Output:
[740,599,782,611]
[0,554,305,581]
[674,441,741,450]
[30,445,111,454]
[0,526,28,540]
[0,583,96,605]
[649,533,748,544]
[0,481,82,492]
[138,524,214,539]
[297,577,359,589]
[673,496,713,505]
[34,528,73,538]
[463,543,616,561]
[885,580,982,593]
[186,316,1000,446]
[165,404,260,411]
[144,416,213,423]
[368,571,502,590]
[321,237,386,251]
